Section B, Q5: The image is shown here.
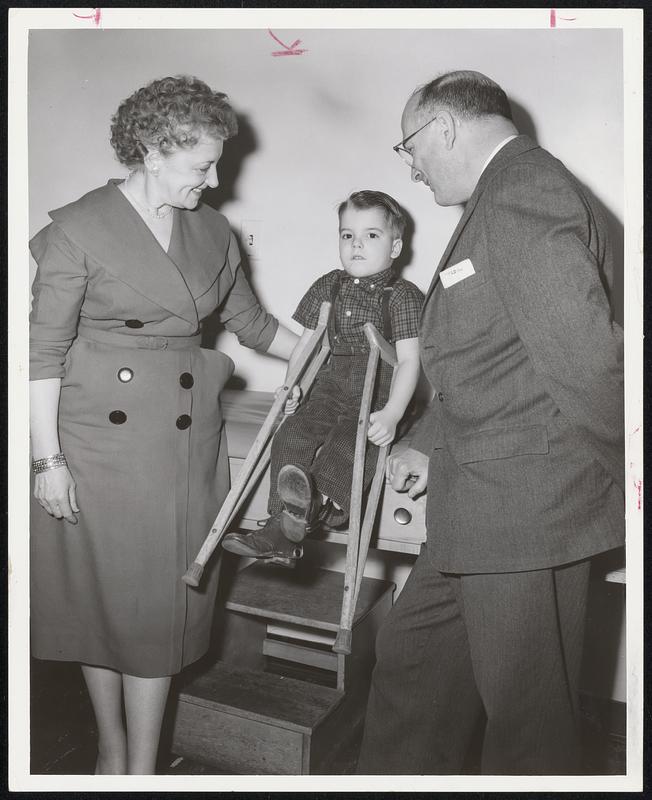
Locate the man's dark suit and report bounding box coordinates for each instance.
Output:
[357,136,624,774]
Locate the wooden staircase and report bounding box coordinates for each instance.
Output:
[170,559,394,774]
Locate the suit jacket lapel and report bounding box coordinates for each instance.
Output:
[421,135,540,307]
[50,181,199,325]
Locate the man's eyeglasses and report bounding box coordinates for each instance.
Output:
[392,113,439,167]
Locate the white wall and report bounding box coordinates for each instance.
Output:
[29,28,623,390]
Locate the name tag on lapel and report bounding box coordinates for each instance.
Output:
[440,258,475,289]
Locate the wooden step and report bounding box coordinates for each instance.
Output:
[224,562,393,632]
[178,661,343,733]
[171,661,349,774]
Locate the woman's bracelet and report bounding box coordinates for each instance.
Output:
[32,453,68,474]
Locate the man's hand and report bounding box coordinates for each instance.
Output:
[386,447,429,498]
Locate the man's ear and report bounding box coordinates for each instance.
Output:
[438,110,457,150]
[391,238,403,259]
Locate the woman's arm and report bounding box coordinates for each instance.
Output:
[367,337,421,447]
[265,323,300,360]
[30,378,79,523]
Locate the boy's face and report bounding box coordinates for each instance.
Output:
[339,207,403,278]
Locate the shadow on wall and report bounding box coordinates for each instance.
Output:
[583,194,624,327]
[511,99,624,326]
[200,113,258,390]
[203,113,258,213]
[392,202,415,277]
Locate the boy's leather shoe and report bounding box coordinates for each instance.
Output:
[317,499,349,531]
[277,464,321,543]
[222,515,303,566]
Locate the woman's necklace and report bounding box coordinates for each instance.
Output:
[122,178,173,221]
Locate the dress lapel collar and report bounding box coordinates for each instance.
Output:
[50,181,199,325]
[167,202,230,300]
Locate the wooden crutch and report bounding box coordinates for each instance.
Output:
[182,301,333,587]
[332,323,398,655]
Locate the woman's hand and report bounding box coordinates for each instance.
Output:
[275,385,301,416]
[367,409,400,447]
[34,466,79,524]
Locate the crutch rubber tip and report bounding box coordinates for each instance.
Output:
[182,562,204,587]
[332,628,352,655]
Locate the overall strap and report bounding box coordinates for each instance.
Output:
[381,271,398,342]
[329,271,342,341]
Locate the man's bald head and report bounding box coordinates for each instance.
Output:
[412,70,513,122]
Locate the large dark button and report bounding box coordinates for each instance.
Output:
[180,372,194,389]
[109,410,127,424]
[437,392,445,402]
[117,367,134,383]
[176,414,192,430]
[125,319,144,329]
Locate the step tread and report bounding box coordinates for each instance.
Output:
[178,661,344,733]
[224,563,394,631]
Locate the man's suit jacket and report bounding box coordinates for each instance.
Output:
[412,135,624,573]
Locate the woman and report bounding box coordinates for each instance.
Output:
[29,75,297,774]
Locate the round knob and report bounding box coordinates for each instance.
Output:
[394,507,412,525]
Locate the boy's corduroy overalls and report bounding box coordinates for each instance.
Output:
[267,267,423,526]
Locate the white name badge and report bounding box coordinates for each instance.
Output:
[439,258,476,288]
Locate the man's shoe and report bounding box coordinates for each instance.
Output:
[277,464,321,543]
[222,515,303,566]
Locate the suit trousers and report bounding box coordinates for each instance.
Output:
[356,546,591,775]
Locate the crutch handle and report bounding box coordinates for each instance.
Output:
[333,627,352,655]
[182,561,204,587]
[363,323,397,366]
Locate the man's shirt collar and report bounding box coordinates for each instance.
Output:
[479,134,518,177]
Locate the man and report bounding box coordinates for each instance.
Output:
[356,71,624,775]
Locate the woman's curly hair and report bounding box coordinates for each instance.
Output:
[110,75,238,167]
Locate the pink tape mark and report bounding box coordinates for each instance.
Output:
[268,29,307,57]
[73,8,102,26]
[550,8,556,27]
[635,480,642,510]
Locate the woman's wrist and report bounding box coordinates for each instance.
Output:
[32,452,68,474]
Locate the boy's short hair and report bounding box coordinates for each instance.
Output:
[338,190,407,239]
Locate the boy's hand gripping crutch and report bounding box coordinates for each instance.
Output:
[182,301,333,587]
[333,323,398,655]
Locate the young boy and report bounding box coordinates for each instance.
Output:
[222,190,424,564]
